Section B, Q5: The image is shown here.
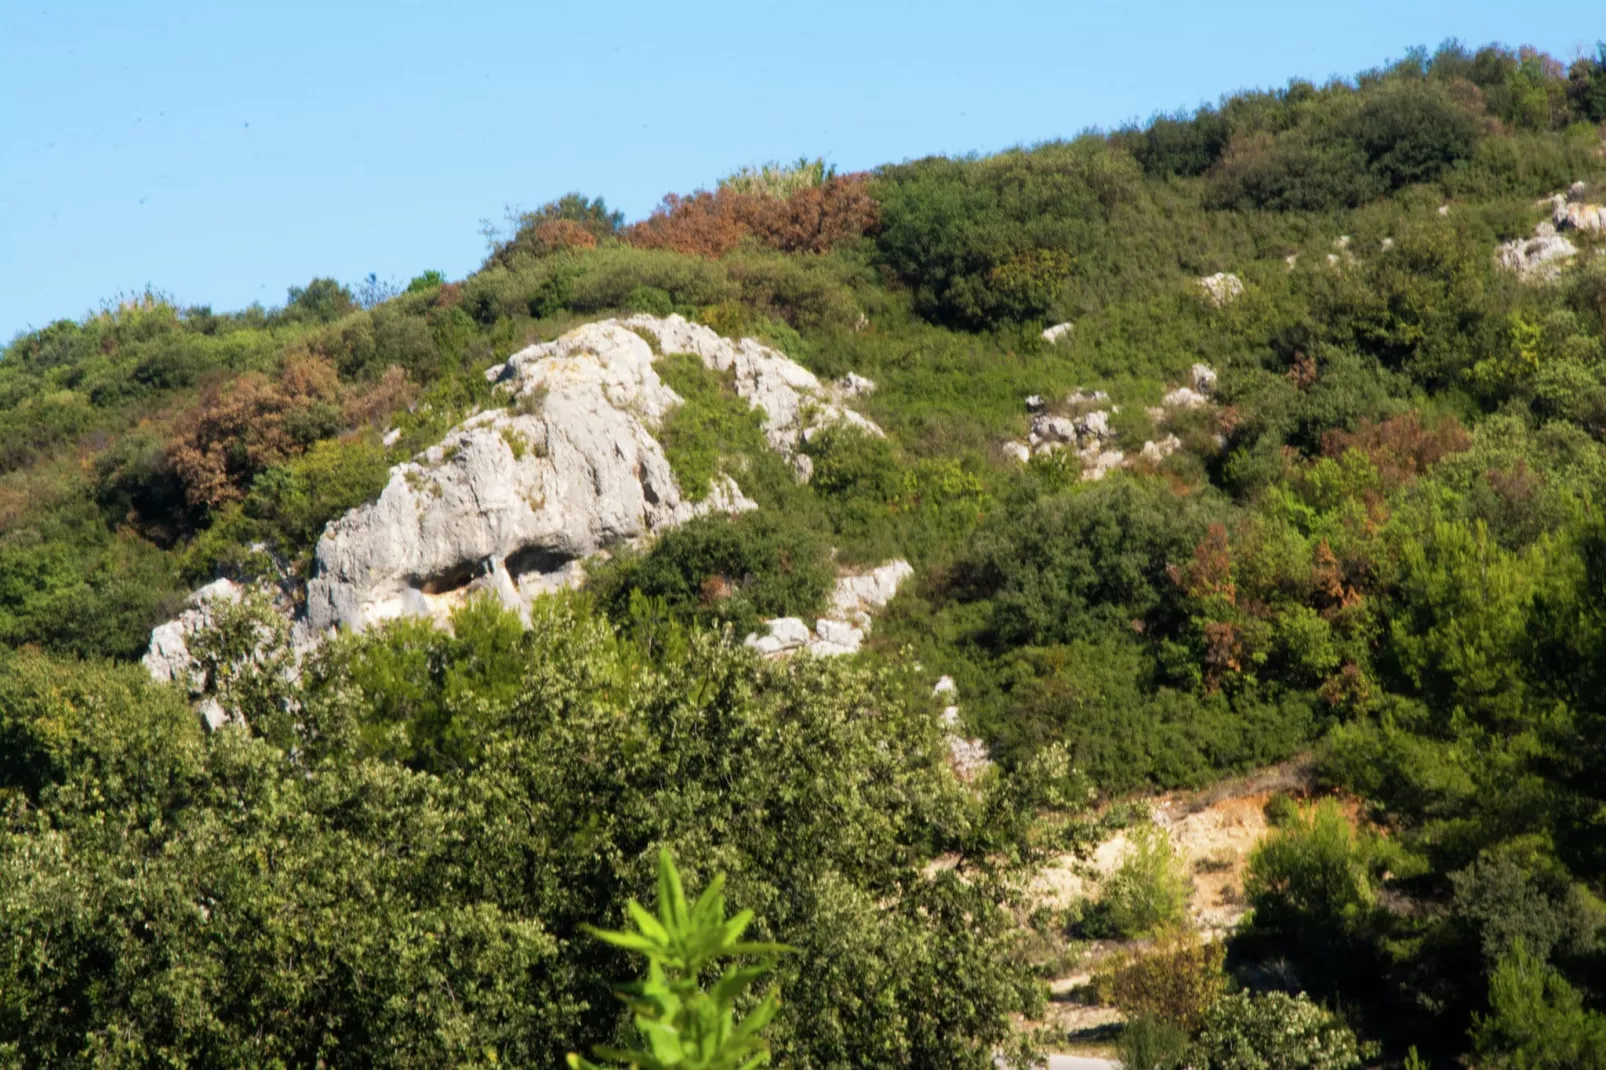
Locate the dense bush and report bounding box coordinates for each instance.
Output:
[0,604,1048,1067]
[588,513,834,637]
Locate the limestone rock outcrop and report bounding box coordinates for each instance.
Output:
[143,578,243,688]
[300,316,882,636]
[1495,229,1579,281]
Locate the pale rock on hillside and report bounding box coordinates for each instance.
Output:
[294,314,881,636]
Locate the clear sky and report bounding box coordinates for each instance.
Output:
[0,1,1596,339]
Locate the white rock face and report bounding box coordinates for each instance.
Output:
[1495,232,1579,281]
[829,559,914,627]
[947,736,992,782]
[766,617,812,649]
[1197,272,1244,306]
[1189,363,1217,395]
[1042,321,1075,343]
[305,319,796,635]
[1554,198,1606,234]
[143,579,243,688]
[621,314,882,481]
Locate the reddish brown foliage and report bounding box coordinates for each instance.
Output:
[1169,523,1237,605]
[1322,412,1471,487]
[626,190,750,257]
[343,365,418,429]
[168,357,346,508]
[528,219,598,256]
[625,176,879,258]
[1287,351,1318,389]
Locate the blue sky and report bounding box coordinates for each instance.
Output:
[0,1,1596,339]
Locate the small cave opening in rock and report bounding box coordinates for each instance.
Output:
[414,559,482,596]
[506,545,575,583]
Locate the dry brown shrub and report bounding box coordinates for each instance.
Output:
[625,190,751,258]
[529,219,598,255]
[626,176,879,258]
[168,356,345,508]
[343,365,417,428]
[1321,412,1471,488]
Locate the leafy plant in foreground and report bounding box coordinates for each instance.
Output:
[570,847,793,1070]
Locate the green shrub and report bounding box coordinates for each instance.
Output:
[652,352,793,505]
[1098,824,1191,938]
[1193,991,1365,1070]
[1119,1017,1191,1070]
[588,512,833,637]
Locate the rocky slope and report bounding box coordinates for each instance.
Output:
[150,315,897,679]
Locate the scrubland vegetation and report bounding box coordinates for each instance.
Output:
[5,39,1606,1068]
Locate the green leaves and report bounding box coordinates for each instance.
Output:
[569,848,793,1070]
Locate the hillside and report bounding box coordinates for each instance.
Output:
[5,41,1606,1068]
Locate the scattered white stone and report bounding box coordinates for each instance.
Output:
[1082,450,1125,481]
[1076,410,1112,440]
[1042,322,1075,344]
[837,372,877,397]
[197,697,229,732]
[1189,363,1217,395]
[1140,435,1183,463]
[1437,204,1451,216]
[1163,386,1209,409]
[1555,199,1606,235]
[933,675,957,697]
[1380,237,1395,251]
[1032,414,1078,443]
[1002,441,1031,464]
[1025,394,1046,413]
[1066,389,1111,407]
[941,705,961,727]
[1569,181,1589,201]
[382,427,402,447]
[1285,253,1299,269]
[1197,272,1244,306]
[1495,233,1579,281]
